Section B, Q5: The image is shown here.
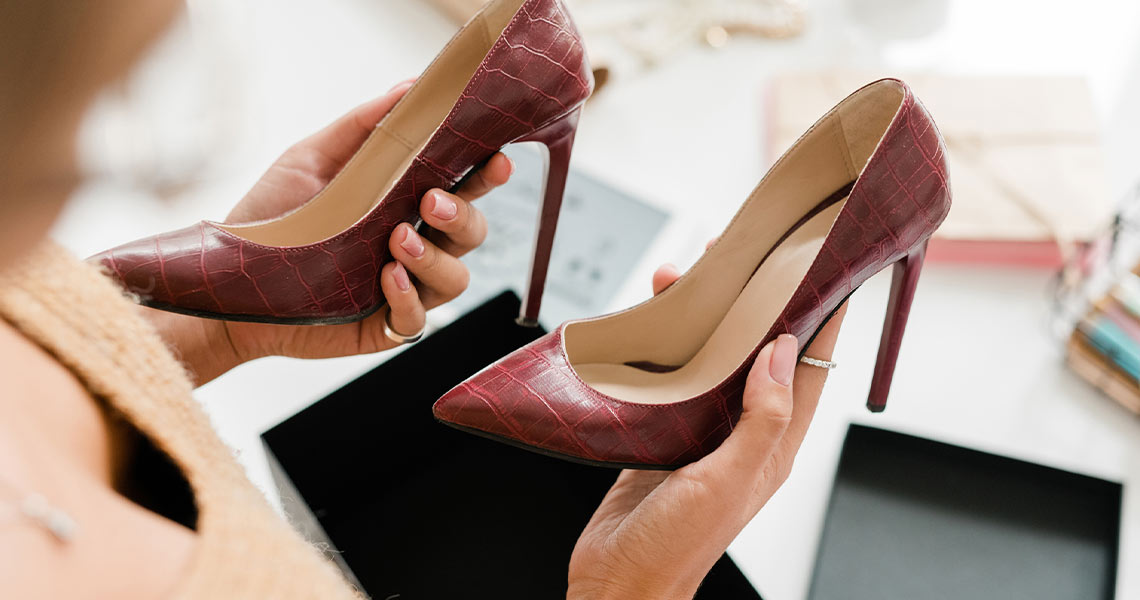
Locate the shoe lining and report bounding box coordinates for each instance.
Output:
[575,198,846,404]
[562,79,905,405]
[219,0,529,247]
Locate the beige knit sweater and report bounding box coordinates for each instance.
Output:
[0,243,362,599]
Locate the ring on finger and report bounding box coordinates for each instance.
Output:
[383,310,425,345]
[799,356,838,369]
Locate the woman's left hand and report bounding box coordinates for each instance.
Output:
[143,81,512,384]
[566,261,847,600]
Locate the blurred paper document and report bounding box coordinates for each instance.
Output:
[768,72,1111,267]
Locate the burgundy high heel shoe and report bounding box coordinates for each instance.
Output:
[92,0,592,325]
[434,79,951,469]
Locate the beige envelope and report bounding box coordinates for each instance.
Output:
[768,71,1111,263]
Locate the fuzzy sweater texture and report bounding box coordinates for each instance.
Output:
[0,243,362,599]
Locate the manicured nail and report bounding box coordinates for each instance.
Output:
[388,79,414,93]
[392,262,411,291]
[400,226,425,258]
[430,190,458,220]
[769,334,797,386]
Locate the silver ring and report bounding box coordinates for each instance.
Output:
[383,311,425,344]
[800,356,838,369]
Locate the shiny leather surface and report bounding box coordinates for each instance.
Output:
[92,0,593,323]
[434,81,952,467]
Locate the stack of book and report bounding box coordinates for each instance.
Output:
[1067,272,1140,414]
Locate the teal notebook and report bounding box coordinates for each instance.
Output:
[1080,315,1140,381]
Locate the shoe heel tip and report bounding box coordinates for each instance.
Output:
[515,317,540,328]
[866,402,887,413]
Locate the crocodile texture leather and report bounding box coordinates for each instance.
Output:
[92,0,592,323]
[434,81,951,468]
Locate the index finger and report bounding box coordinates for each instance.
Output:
[298,80,415,168]
[454,153,513,203]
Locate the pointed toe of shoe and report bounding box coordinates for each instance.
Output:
[433,361,546,448]
[90,225,222,314]
[433,383,494,432]
[92,220,389,323]
[435,330,742,469]
[91,222,279,318]
[90,238,173,305]
[433,335,579,454]
[434,332,662,467]
[88,248,119,280]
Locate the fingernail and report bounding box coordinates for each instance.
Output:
[388,79,414,93]
[507,156,516,176]
[430,191,458,220]
[769,334,797,386]
[392,262,411,291]
[400,226,425,258]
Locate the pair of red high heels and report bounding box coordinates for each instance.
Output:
[94,0,950,469]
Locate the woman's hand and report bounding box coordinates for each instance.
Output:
[567,260,847,600]
[142,81,511,384]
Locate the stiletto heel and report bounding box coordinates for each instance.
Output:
[867,239,928,412]
[436,79,951,469]
[516,108,581,327]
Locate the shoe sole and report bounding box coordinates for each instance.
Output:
[138,298,388,326]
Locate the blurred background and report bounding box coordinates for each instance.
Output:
[53,0,1140,597]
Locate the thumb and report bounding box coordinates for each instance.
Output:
[298,80,415,169]
[697,334,797,483]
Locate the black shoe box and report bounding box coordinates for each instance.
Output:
[262,291,763,599]
[808,425,1122,599]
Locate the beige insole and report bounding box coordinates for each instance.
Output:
[574,199,846,404]
[217,1,523,247]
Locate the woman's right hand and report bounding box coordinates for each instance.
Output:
[139,81,511,385]
[567,261,847,600]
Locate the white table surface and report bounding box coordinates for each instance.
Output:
[52,0,1140,597]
